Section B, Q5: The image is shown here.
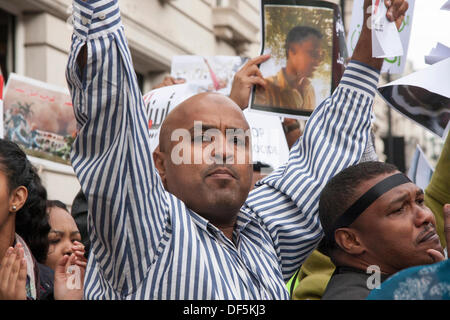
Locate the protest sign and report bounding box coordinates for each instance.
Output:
[249,0,347,119]
[377,57,450,139]
[171,56,248,96]
[143,83,200,152]
[347,0,415,74]
[407,144,434,191]
[3,73,76,164]
[243,110,289,170]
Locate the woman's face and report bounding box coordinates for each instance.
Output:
[45,206,81,270]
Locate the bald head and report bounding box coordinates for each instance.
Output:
[159,92,248,153]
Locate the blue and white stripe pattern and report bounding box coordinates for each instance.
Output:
[66,0,380,300]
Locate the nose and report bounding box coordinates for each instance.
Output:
[62,240,74,256]
[210,134,234,165]
[413,203,435,228]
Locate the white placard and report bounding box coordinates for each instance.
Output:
[243,110,289,170]
[143,83,200,152]
[347,0,416,74]
[171,56,247,96]
[407,144,434,191]
[371,0,403,58]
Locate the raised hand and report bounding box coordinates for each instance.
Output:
[0,244,27,300]
[427,204,450,263]
[229,54,270,110]
[53,241,87,300]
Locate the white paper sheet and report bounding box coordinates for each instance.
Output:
[143,83,200,152]
[425,42,450,65]
[407,144,434,191]
[378,57,450,138]
[441,0,450,11]
[243,110,289,170]
[347,0,415,74]
[171,56,247,96]
[371,0,404,58]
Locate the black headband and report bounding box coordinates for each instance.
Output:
[327,173,412,239]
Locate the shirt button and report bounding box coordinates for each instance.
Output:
[99,13,106,20]
[81,17,89,25]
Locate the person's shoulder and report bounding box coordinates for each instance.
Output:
[322,270,371,300]
[37,263,54,300]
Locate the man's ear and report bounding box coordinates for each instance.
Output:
[10,186,28,214]
[153,146,167,188]
[334,228,365,255]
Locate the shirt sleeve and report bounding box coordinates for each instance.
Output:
[246,60,381,281]
[66,0,171,296]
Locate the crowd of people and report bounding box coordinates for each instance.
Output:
[0,0,448,300]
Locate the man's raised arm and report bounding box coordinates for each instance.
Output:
[66,0,170,298]
[246,0,408,281]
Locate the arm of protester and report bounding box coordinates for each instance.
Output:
[229,54,270,109]
[282,118,302,150]
[0,244,27,300]
[352,0,409,70]
[67,0,172,297]
[152,76,186,90]
[246,0,408,282]
[53,241,87,300]
[425,132,450,251]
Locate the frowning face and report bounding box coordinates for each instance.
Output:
[351,173,444,274]
[154,93,253,227]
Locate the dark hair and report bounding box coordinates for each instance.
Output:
[46,200,68,212]
[318,161,398,255]
[285,25,323,59]
[0,139,50,263]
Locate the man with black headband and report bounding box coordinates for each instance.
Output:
[319,161,447,300]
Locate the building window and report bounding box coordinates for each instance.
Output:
[0,8,15,78]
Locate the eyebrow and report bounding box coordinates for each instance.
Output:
[188,125,246,134]
[49,230,81,237]
[386,188,424,210]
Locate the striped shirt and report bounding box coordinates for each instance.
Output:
[66,0,381,300]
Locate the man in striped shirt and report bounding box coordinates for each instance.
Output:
[66,0,408,299]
